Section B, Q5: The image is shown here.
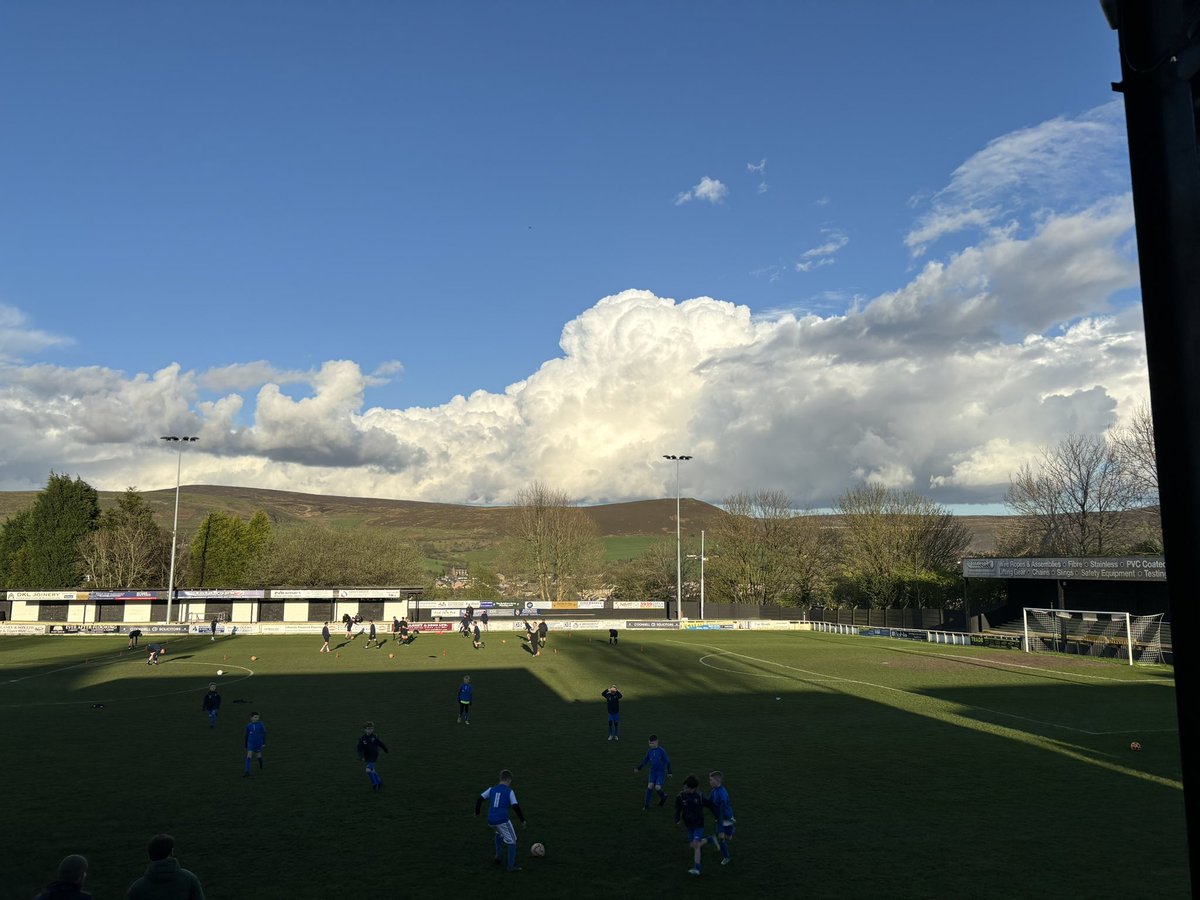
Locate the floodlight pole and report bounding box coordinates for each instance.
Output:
[687,530,707,620]
[161,436,199,624]
[663,454,692,620]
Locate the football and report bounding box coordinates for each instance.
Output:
[1130,740,1142,751]
[530,842,545,857]
[216,669,224,676]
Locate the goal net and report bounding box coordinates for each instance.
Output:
[1022,608,1164,665]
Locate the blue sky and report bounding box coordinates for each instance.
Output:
[0,3,1143,510]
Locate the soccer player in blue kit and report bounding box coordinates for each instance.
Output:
[602,684,622,741]
[356,721,389,793]
[243,711,265,776]
[706,770,735,865]
[634,734,672,808]
[457,675,473,724]
[475,769,526,871]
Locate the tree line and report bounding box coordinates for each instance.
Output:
[0,408,1161,603]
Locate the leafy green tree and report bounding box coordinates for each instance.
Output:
[188,510,272,587]
[0,507,33,588]
[79,488,170,589]
[21,473,101,588]
[249,523,424,587]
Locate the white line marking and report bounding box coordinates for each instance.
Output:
[667,640,1177,737]
[0,658,254,708]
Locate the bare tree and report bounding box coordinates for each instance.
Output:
[1001,433,1142,556]
[708,491,832,605]
[1111,401,1159,504]
[835,484,971,608]
[78,488,169,589]
[506,482,603,602]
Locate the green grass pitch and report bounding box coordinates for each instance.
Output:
[1,629,1188,899]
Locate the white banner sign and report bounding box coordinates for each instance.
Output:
[337,589,404,599]
[269,589,335,599]
[612,600,665,609]
[0,622,47,634]
[9,591,81,601]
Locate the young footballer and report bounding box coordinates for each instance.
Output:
[146,643,166,666]
[706,770,735,865]
[356,721,389,793]
[602,684,623,741]
[457,675,473,724]
[634,734,673,808]
[675,775,710,876]
[364,620,378,649]
[475,769,526,871]
[320,621,331,653]
[201,682,221,728]
[243,711,266,776]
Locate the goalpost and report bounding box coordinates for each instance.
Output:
[1021,607,1164,665]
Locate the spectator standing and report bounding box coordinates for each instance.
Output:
[35,853,90,900]
[126,834,204,899]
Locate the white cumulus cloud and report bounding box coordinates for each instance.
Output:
[674,176,729,205]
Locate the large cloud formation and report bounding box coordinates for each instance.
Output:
[0,104,1146,508]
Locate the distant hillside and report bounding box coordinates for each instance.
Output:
[0,484,1001,552]
[0,485,725,542]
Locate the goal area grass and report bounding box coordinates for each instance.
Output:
[0,628,1188,899]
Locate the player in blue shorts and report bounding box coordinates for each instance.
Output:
[475,769,526,871]
[634,733,672,808]
[675,774,710,875]
[457,675,473,724]
[356,721,389,792]
[705,770,735,864]
[602,684,622,741]
[243,711,265,776]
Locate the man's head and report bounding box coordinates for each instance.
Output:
[147,834,175,861]
[57,854,88,884]
[499,768,513,784]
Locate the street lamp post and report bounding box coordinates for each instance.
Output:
[687,530,707,620]
[161,435,199,624]
[662,454,692,620]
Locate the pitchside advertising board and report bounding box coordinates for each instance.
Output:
[962,556,1166,581]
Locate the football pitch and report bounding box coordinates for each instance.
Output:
[0,629,1188,899]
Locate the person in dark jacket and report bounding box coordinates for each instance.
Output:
[201,682,221,728]
[126,834,204,899]
[35,853,90,900]
[320,621,331,653]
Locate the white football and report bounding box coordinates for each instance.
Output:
[216,669,224,676]
[530,842,545,857]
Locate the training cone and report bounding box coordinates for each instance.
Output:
[442,649,446,657]
[223,655,228,661]
[336,652,340,658]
